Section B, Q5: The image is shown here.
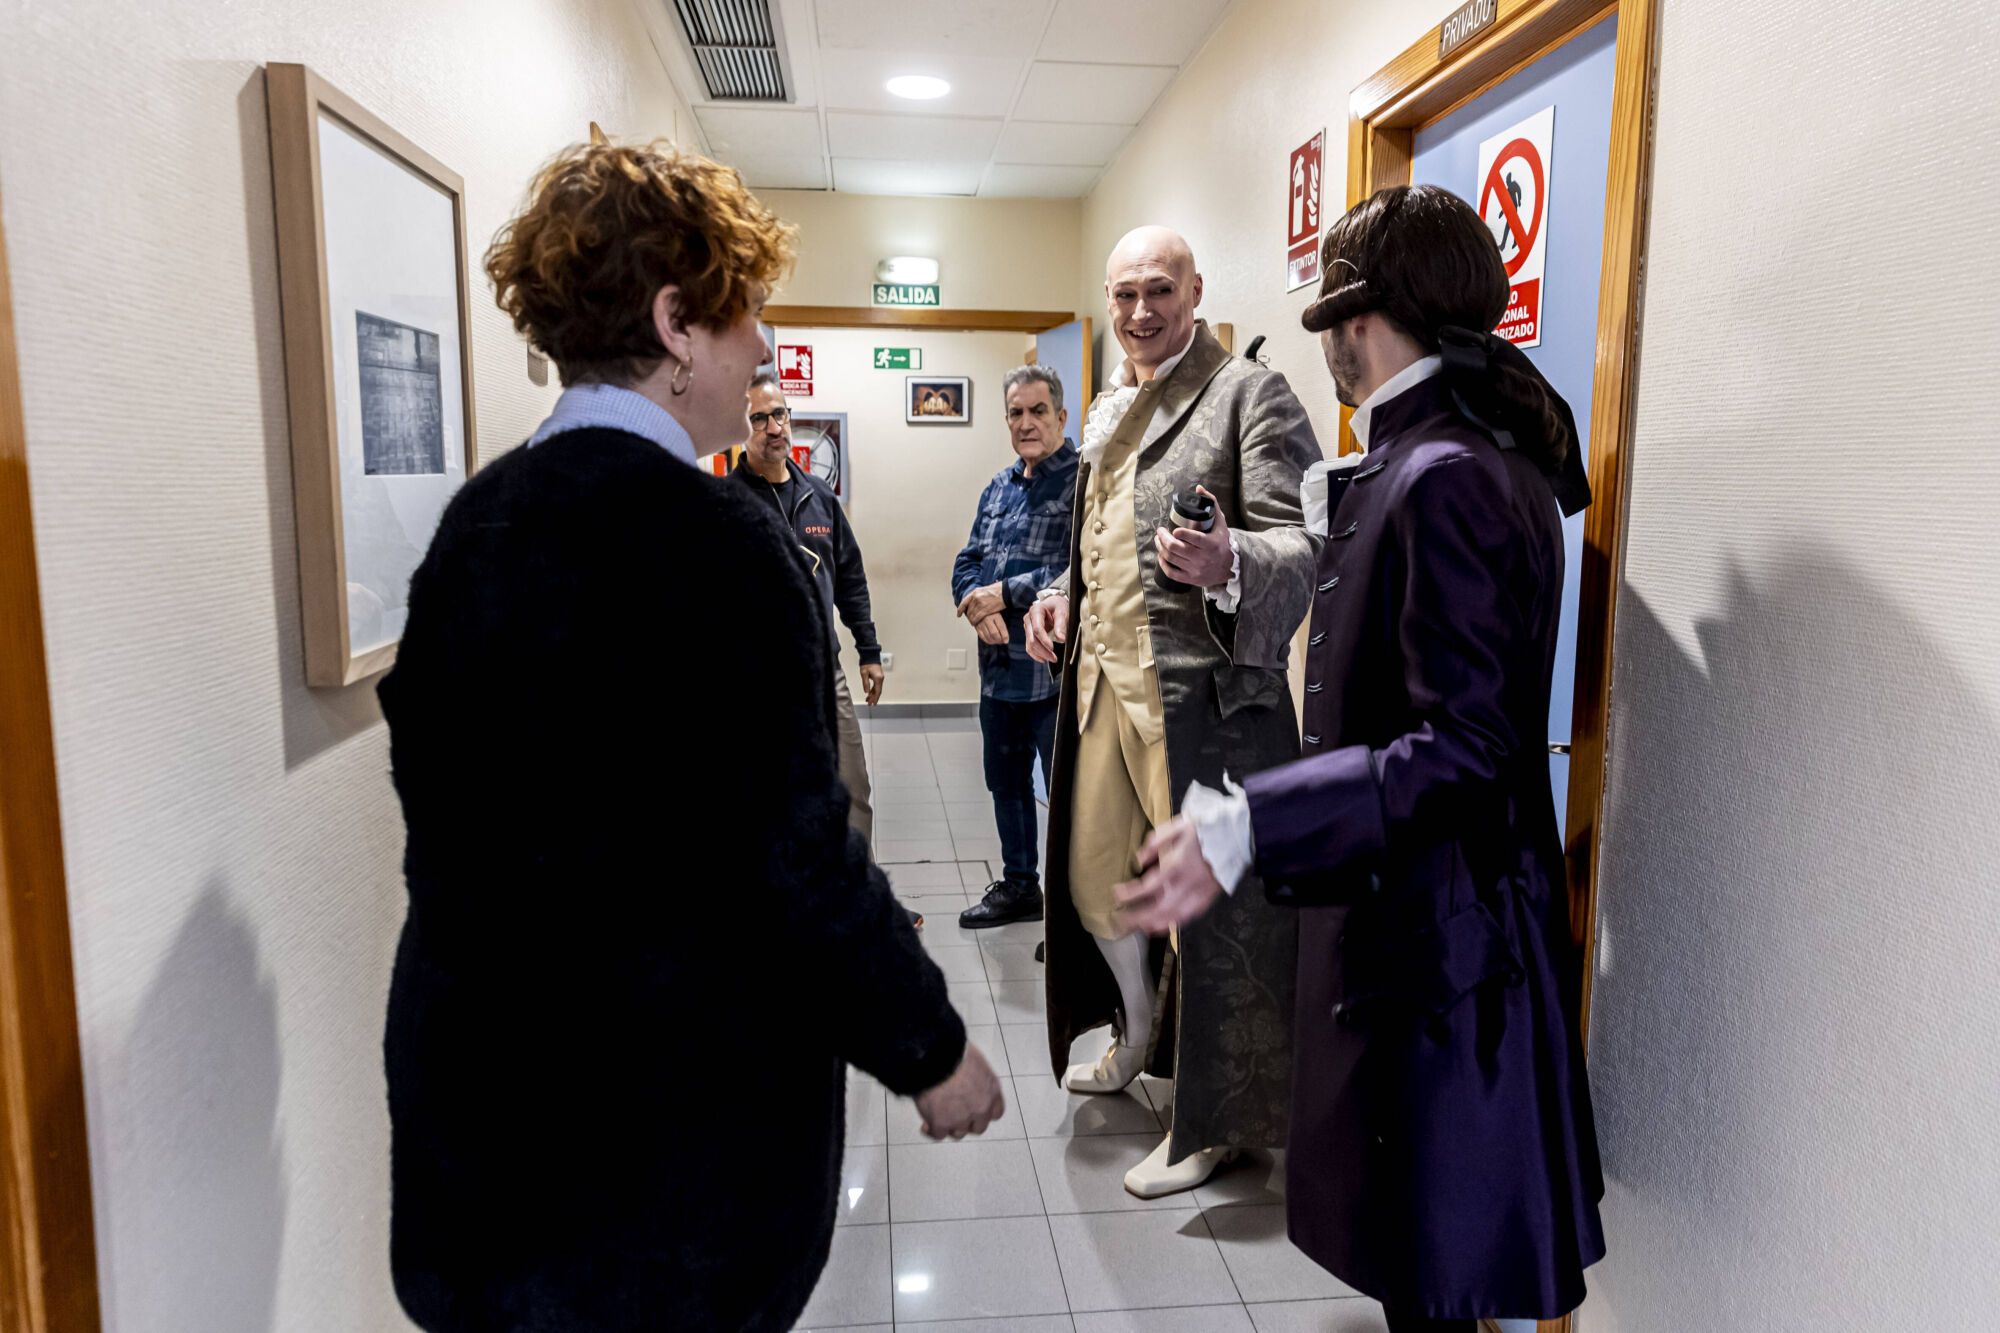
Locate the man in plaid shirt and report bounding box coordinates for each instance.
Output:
[952,364,1078,928]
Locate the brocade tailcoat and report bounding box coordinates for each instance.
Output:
[1044,323,1321,1161]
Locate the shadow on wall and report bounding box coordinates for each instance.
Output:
[107,884,287,1331]
[1587,548,2000,1327]
[236,69,385,770]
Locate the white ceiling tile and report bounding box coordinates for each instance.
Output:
[730,153,831,190]
[833,158,985,196]
[827,111,1001,161]
[1016,61,1175,124]
[979,163,1103,197]
[694,107,825,158]
[815,0,1046,60]
[817,48,1026,118]
[1036,0,1231,66]
[994,119,1131,166]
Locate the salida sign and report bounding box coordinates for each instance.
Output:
[1286,130,1324,292]
[1476,106,1554,348]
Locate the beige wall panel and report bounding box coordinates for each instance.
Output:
[766,326,1043,706]
[759,189,1084,313]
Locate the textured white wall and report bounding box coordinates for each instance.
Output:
[1584,0,2000,1326]
[0,1,693,1327]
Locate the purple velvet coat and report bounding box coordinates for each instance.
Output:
[1242,374,1605,1320]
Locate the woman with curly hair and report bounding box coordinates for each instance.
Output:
[378,140,1003,1332]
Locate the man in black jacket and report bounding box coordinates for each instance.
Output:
[735,371,884,845]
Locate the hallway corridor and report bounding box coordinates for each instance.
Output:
[804,715,1389,1332]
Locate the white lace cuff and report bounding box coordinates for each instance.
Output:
[1182,776,1254,895]
[1202,531,1244,614]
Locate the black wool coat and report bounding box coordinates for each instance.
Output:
[379,427,965,1333]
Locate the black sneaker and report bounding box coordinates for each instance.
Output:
[959,878,1045,929]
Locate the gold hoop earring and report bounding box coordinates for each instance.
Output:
[670,359,694,396]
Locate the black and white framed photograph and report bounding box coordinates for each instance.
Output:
[906,375,971,425]
[266,63,478,687]
[789,411,848,504]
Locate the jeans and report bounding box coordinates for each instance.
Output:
[978,694,1058,884]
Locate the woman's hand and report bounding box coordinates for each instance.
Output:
[914,1044,1006,1140]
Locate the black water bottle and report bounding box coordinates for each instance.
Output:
[1157,490,1216,591]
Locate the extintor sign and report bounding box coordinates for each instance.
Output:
[1286,131,1324,292]
[777,343,814,396]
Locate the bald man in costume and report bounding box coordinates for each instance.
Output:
[1024,226,1321,1196]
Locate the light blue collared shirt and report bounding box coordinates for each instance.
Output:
[525,382,698,467]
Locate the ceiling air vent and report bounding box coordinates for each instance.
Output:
[672,0,791,102]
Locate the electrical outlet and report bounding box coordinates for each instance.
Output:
[946,649,968,671]
[881,651,894,671]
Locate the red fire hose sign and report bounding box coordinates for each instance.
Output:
[1476,106,1554,348]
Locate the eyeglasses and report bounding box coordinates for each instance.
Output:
[748,407,791,427]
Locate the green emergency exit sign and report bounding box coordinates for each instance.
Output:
[872,347,922,370]
[872,282,941,307]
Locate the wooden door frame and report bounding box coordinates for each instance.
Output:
[0,192,103,1329]
[1345,3,1662,1330]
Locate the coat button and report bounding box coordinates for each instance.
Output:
[1096,643,1107,654]
[1305,682,1324,694]
[1303,734,1320,745]
[1317,576,1340,592]
[1309,632,1326,646]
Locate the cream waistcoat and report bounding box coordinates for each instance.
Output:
[1074,378,1169,743]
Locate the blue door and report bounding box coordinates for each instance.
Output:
[1411,12,1618,839]
[1034,318,1090,441]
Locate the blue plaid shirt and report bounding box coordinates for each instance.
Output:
[952,440,1077,701]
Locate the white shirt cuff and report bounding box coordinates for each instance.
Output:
[1202,531,1243,614]
[1182,777,1254,894]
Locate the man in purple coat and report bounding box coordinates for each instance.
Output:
[1114,184,1605,1330]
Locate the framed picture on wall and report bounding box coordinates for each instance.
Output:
[790,411,849,504]
[264,62,478,688]
[906,376,971,425]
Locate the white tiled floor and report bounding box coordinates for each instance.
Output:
[796,714,1393,1333]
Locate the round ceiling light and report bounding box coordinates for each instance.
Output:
[886,75,951,101]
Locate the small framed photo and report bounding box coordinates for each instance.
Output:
[265,63,478,687]
[906,376,971,425]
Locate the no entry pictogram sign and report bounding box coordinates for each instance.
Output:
[1476,106,1554,348]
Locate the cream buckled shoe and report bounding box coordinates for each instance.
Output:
[1063,1037,1146,1094]
[1123,1135,1238,1199]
